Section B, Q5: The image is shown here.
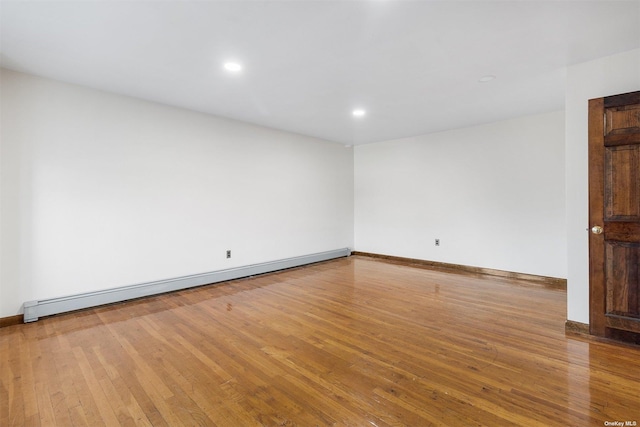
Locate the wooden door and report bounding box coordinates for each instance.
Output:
[589,90,640,343]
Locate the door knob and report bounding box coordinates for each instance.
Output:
[591,225,603,235]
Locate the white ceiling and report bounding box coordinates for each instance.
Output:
[1,1,639,145]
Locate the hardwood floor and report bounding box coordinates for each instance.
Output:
[1,255,639,426]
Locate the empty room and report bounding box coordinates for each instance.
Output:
[1,1,640,426]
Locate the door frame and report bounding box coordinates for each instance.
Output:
[588,91,640,339]
[588,96,606,336]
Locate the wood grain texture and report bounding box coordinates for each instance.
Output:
[351,251,566,289]
[0,315,22,329]
[1,256,639,426]
[591,91,640,341]
[589,96,607,336]
[605,145,640,219]
[605,242,640,318]
[564,320,590,336]
[604,91,640,108]
[604,106,640,146]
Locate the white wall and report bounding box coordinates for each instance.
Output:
[354,111,566,278]
[5,48,637,322]
[565,48,640,324]
[0,69,354,317]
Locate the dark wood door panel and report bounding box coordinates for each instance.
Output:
[605,221,640,242]
[590,90,640,342]
[604,91,640,108]
[604,103,640,145]
[605,145,640,219]
[605,315,640,333]
[605,241,640,318]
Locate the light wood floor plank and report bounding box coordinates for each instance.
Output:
[1,256,639,426]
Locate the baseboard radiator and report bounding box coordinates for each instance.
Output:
[23,248,351,323]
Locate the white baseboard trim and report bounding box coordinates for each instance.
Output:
[23,248,351,323]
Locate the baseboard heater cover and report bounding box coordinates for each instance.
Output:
[23,248,351,323]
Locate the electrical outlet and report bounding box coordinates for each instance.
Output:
[226,250,231,259]
[435,239,440,246]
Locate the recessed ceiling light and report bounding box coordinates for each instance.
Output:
[478,75,496,83]
[224,62,243,72]
[352,109,366,117]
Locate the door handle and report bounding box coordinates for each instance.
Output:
[591,225,603,235]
